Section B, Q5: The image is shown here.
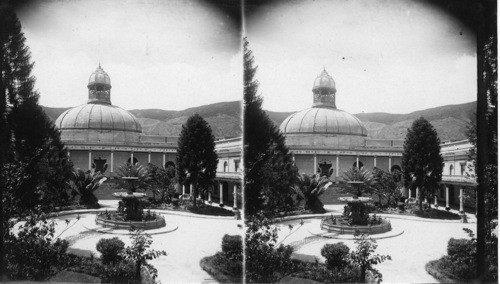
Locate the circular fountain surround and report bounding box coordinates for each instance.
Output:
[320,215,392,235]
[95,210,166,230]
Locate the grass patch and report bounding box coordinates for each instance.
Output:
[200,254,242,283]
[412,208,461,220]
[186,205,235,216]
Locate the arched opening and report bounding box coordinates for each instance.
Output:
[127,157,138,165]
[449,164,454,175]
[165,161,175,169]
[391,165,401,173]
[93,157,107,173]
[352,161,364,169]
[223,161,228,172]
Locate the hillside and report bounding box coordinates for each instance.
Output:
[266,101,476,142]
[43,100,474,141]
[43,101,242,138]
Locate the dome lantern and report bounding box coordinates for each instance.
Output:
[87,64,112,105]
[312,68,336,108]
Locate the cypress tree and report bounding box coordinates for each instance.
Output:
[0,5,73,278]
[243,38,297,216]
[176,114,218,207]
[401,117,443,211]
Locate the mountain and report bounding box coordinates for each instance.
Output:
[42,101,242,138]
[42,100,475,141]
[266,101,476,142]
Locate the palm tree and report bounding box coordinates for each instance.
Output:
[293,173,332,213]
[340,166,374,197]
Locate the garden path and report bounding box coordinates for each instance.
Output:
[275,205,477,283]
[51,200,242,283]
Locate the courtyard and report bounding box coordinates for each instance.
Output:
[274,205,478,283]
[49,200,242,283]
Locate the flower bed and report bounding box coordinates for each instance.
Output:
[95,210,166,230]
[320,215,392,235]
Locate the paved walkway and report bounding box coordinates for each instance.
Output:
[274,206,477,283]
[50,200,242,284]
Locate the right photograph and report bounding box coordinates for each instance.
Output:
[243,0,497,283]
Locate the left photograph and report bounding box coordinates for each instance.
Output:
[1,0,242,283]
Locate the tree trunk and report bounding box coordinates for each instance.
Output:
[419,188,423,211]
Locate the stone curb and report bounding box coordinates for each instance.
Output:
[270,212,475,224]
[48,208,236,220]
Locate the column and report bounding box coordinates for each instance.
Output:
[292,154,295,162]
[416,187,419,201]
[208,191,212,202]
[148,152,151,164]
[67,150,71,157]
[434,195,438,207]
[408,188,412,199]
[190,184,193,197]
[356,156,359,168]
[233,184,238,209]
[336,155,339,177]
[445,186,450,210]
[110,151,114,172]
[459,187,464,213]
[130,152,134,164]
[219,182,224,206]
[182,184,186,195]
[88,150,92,170]
[388,156,392,172]
[162,153,166,168]
[373,156,377,168]
[313,154,317,175]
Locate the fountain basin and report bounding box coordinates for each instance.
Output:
[320,215,391,235]
[338,196,373,203]
[96,210,166,230]
[112,192,147,198]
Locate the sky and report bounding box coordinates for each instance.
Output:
[16,0,242,110]
[246,0,477,114]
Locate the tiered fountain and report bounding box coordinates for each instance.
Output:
[95,176,166,230]
[320,181,391,235]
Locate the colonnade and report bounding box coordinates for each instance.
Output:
[181,180,240,209]
[306,154,399,176]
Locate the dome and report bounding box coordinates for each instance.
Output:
[55,104,142,133]
[279,107,367,136]
[88,65,111,87]
[313,69,336,92]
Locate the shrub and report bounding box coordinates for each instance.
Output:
[246,214,294,283]
[321,243,350,269]
[350,232,391,283]
[221,234,242,257]
[447,238,476,262]
[124,228,167,280]
[100,259,138,284]
[6,214,70,280]
[96,237,125,264]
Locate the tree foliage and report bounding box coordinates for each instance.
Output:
[371,167,403,207]
[243,38,298,216]
[293,173,332,213]
[70,168,106,208]
[124,228,166,280]
[176,114,218,207]
[147,163,177,203]
[340,166,375,197]
[402,117,443,210]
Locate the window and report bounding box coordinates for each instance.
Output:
[460,164,466,176]
[449,164,454,175]
[234,160,240,172]
[223,161,228,172]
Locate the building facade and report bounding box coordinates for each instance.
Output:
[436,140,476,212]
[55,65,241,208]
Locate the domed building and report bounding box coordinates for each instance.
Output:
[55,65,241,209]
[55,65,142,144]
[280,69,403,179]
